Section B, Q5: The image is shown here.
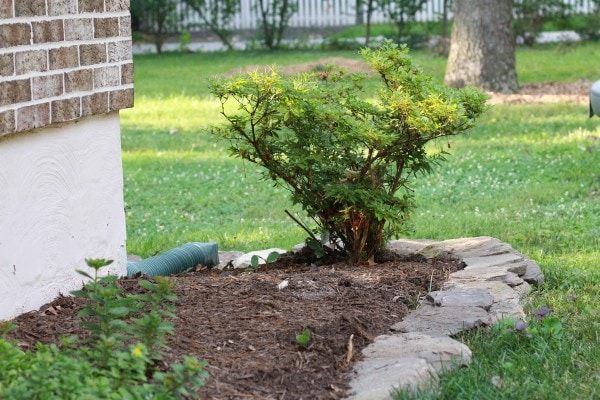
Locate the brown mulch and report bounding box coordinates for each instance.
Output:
[5,250,463,399]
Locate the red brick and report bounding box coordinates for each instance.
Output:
[0,23,31,49]
[15,50,47,75]
[64,18,93,41]
[49,46,79,70]
[121,63,134,85]
[16,103,50,132]
[106,0,130,12]
[82,91,109,117]
[0,110,16,136]
[51,97,81,123]
[109,88,134,111]
[0,53,14,77]
[94,17,120,39]
[47,0,77,16]
[65,69,93,93]
[32,74,64,100]
[0,1,13,18]
[78,0,104,13]
[119,15,131,37]
[108,40,132,62]
[32,20,64,43]
[94,65,120,88]
[80,43,106,66]
[15,0,46,17]
[0,79,31,107]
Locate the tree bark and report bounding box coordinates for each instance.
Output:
[444,0,518,93]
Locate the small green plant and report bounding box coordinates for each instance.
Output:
[246,251,280,272]
[0,259,209,398]
[211,41,488,263]
[295,328,311,349]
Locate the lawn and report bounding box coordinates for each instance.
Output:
[121,42,599,399]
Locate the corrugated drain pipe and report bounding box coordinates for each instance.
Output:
[127,242,219,278]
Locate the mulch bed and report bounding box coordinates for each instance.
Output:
[5,251,463,399]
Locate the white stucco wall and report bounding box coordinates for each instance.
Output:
[0,113,127,320]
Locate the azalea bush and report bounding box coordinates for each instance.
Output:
[210,41,488,263]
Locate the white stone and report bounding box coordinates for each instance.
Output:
[362,332,472,373]
[0,114,127,320]
[348,357,436,400]
[217,250,245,269]
[232,248,288,269]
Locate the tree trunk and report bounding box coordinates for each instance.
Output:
[444,0,518,93]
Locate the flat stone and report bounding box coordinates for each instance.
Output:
[444,280,526,322]
[362,332,471,373]
[462,253,525,271]
[449,267,525,287]
[511,280,532,300]
[521,258,545,284]
[427,287,494,311]
[387,239,438,257]
[443,280,518,302]
[418,236,514,259]
[391,305,491,335]
[348,357,436,400]
[216,251,244,269]
[489,298,525,322]
[232,248,287,269]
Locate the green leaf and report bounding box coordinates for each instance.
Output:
[266,251,280,263]
[250,255,260,268]
[75,269,94,280]
[295,328,311,348]
[109,307,131,317]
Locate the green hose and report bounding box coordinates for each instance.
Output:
[127,242,219,278]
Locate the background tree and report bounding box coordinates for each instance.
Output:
[378,0,427,45]
[131,0,180,54]
[255,0,298,49]
[355,0,380,47]
[182,0,241,50]
[444,0,518,93]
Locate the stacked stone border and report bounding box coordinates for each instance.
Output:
[347,236,544,399]
[0,0,134,136]
[218,236,544,400]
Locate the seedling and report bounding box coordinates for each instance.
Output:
[245,251,280,272]
[296,328,312,349]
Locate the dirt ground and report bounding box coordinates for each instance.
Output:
[6,251,463,399]
[225,57,592,106]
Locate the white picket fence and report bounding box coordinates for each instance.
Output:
[177,0,596,32]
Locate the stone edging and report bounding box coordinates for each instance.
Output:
[346,236,544,399]
[217,236,544,400]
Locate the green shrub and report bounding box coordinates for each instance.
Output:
[210,41,488,263]
[0,259,208,399]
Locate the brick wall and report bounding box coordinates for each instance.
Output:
[0,0,134,136]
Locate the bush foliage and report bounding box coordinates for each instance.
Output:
[210,41,487,262]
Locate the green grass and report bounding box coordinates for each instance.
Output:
[122,44,599,399]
